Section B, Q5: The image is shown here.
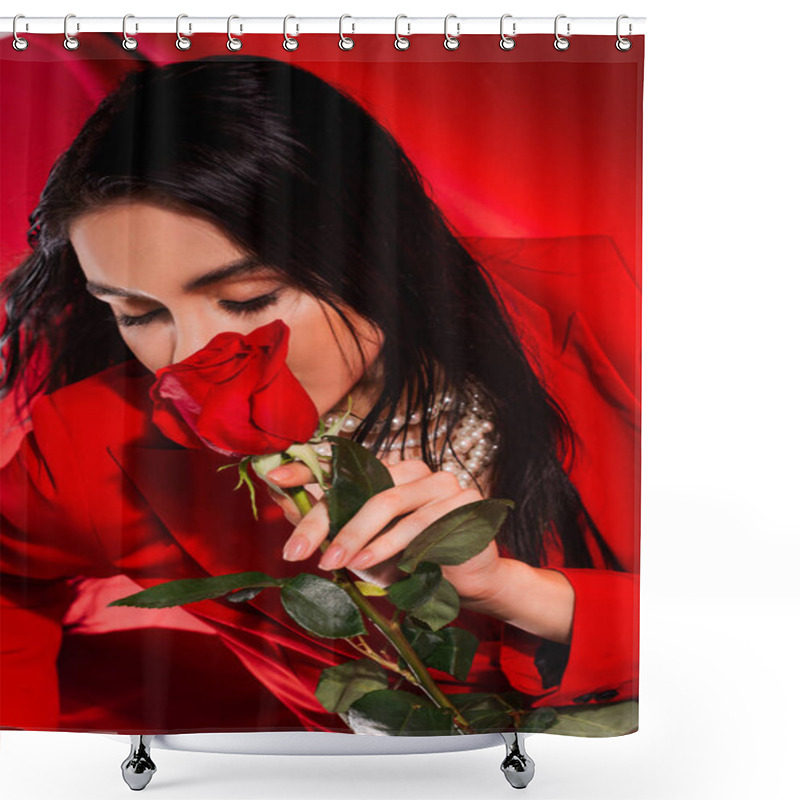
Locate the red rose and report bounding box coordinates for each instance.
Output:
[149,319,320,457]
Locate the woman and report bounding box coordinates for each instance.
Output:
[0,56,637,733]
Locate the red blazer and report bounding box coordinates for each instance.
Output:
[0,236,639,734]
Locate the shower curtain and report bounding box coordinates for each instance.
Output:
[0,29,643,738]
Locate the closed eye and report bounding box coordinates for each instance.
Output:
[109,291,282,328]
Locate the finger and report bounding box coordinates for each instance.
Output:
[320,472,474,571]
[265,460,315,487]
[341,488,484,572]
[282,497,331,562]
[264,483,324,525]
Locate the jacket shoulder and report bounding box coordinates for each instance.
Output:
[33,359,155,440]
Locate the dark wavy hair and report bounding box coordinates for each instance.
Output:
[0,55,624,575]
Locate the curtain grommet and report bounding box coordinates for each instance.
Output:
[444,14,460,51]
[499,14,516,50]
[339,14,355,50]
[227,15,242,51]
[394,15,410,50]
[121,14,138,51]
[283,15,299,51]
[63,13,80,51]
[176,14,192,50]
[616,15,632,51]
[12,14,29,51]
[554,15,570,51]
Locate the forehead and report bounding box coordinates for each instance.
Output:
[69,202,275,297]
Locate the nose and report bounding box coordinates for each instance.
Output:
[171,317,231,365]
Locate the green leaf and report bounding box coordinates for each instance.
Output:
[448,693,520,733]
[280,573,367,639]
[542,700,639,737]
[407,578,461,631]
[517,706,559,733]
[387,562,442,610]
[250,452,290,500]
[324,435,394,537]
[315,659,389,713]
[397,498,515,573]
[354,580,388,596]
[387,563,460,631]
[285,442,328,487]
[107,572,284,609]
[345,690,457,735]
[399,619,479,681]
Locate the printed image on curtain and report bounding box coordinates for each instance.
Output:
[0,32,643,737]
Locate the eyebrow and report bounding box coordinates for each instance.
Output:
[84,255,272,300]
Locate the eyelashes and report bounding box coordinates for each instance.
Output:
[109,291,282,328]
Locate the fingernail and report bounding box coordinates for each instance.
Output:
[348,550,374,569]
[319,544,344,570]
[268,466,291,481]
[283,535,309,561]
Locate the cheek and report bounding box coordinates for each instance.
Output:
[116,328,175,375]
[283,300,382,407]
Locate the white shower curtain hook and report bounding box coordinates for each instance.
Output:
[554,14,570,51]
[121,14,138,51]
[176,14,192,50]
[616,14,632,51]
[339,15,355,50]
[394,15,410,50]
[227,15,243,51]
[444,14,460,51]
[12,14,29,51]
[283,15,299,51]
[499,14,516,50]
[64,13,80,51]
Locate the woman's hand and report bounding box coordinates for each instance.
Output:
[263,457,504,602]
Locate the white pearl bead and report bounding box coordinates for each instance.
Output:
[390,414,406,430]
[481,420,494,433]
[405,436,419,448]
[458,470,471,485]
[466,458,480,472]
[342,416,358,432]
[442,462,459,473]
[409,411,421,425]
[455,437,472,453]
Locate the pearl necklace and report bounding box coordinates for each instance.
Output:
[316,383,499,490]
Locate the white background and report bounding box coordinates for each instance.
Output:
[2,1,798,798]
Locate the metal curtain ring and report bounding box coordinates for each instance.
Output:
[12,14,29,51]
[283,15,298,51]
[554,14,570,51]
[227,15,242,51]
[499,14,516,50]
[339,14,354,50]
[121,14,138,50]
[394,14,410,50]
[176,14,191,50]
[616,14,632,51]
[64,13,79,51]
[444,14,460,51]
